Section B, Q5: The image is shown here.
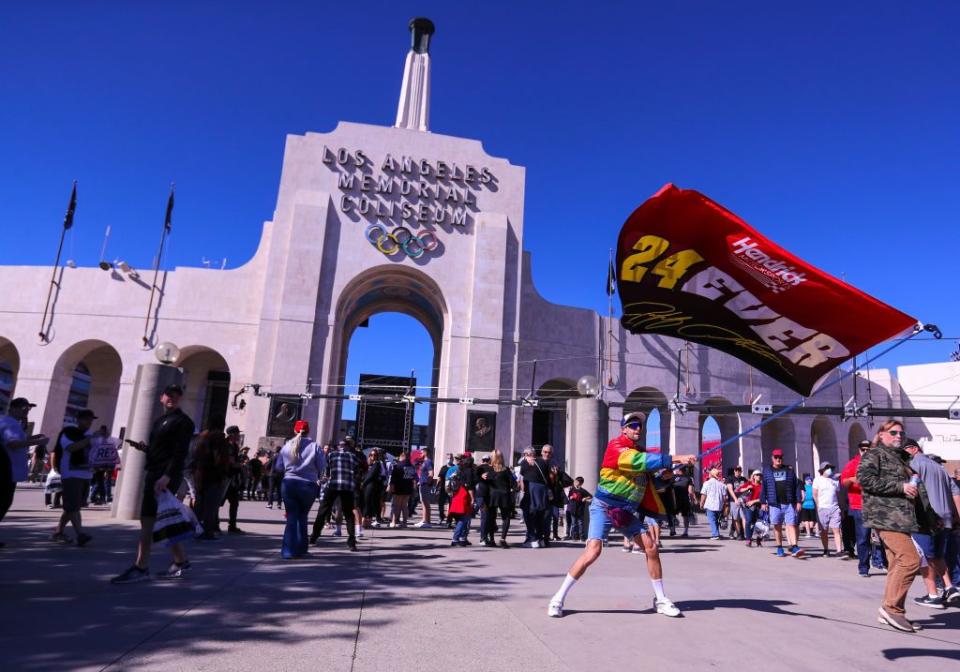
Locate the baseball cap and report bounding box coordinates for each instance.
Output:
[77,409,98,420]
[818,461,833,472]
[901,437,920,451]
[857,440,871,448]
[750,469,761,477]
[225,425,240,435]
[9,397,36,409]
[162,384,184,397]
[621,411,646,427]
[293,420,310,434]
[481,455,491,462]
[771,449,784,457]
[929,454,945,464]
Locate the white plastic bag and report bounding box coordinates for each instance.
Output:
[152,490,202,546]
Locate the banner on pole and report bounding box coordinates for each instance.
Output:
[616,184,916,396]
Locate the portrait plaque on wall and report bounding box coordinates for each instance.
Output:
[267,395,302,439]
[465,410,496,454]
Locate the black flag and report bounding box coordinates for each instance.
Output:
[164,186,175,232]
[63,182,77,230]
[606,257,616,296]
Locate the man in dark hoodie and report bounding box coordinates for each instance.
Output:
[111,384,195,584]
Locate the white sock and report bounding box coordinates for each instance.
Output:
[553,574,577,603]
[651,579,666,601]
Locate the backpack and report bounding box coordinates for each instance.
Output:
[445,468,462,497]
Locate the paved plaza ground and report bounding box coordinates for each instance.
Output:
[1,485,958,672]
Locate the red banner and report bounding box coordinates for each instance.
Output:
[617,184,916,396]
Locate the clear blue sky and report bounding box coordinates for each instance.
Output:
[3,2,958,419]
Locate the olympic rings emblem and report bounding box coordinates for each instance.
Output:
[365,224,439,259]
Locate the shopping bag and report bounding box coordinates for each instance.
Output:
[44,469,62,495]
[153,490,201,546]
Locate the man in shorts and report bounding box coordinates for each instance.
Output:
[51,409,97,546]
[111,384,195,583]
[546,411,696,618]
[813,461,844,557]
[760,448,804,557]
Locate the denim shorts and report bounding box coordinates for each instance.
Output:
[768,503,797,526]
[913,530,948,560]
[587,497,648,541]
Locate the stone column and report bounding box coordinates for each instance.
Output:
[112,363,183,520]
[565,397,608,494]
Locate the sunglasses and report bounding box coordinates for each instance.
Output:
[624,422,642,430]
[885,430,904,436]
[772,455,784,459]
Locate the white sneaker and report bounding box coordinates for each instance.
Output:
[355,527,364,537]
[389,522,398,529]
[622,546,632,553]
[547,600,564,618]
[372,522,382,529]
[631,547,644,554]
[523,540,540,549]
[413,521,432,528]
[654,597,681,617]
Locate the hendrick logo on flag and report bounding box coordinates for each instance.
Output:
[729,236,808,294]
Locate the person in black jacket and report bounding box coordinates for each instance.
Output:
[481,450,516,547]
[361,449,384,528]
[111,384,195,584]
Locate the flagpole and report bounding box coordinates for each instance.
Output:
[142,184,174,347]
[607,248,615,387]
[39,181,77,342]
[696,323,932,463]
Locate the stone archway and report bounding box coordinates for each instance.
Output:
[624,386,669,451]
[533,378,578,464]
[42,340,123,435]
[847,423,868,462]
[810,416,838,477]
[176,346,231,431]
[761,417,797,469]
[323,265,448,456]
[0,337,20,414]
[700,396,741,473]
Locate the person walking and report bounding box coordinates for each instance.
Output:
[741,470,763,545]
[546,411,697,618]
[902,438,959,608]
[700,467,726,540]
[0,398,50,546]
[799,474,818,539]
[192,421,230,541]
[813,461,844,557]
[842,439,874,577]
[519,447,551,548]
[669,465,695,537]
[448,453,477,546]
[221,426,245,534]
[414,451,434,527]
[859,420,925,632]
[760,448,804,558]
[565,477,592,542]
[437,453,453,526]
[361,449,384,528]
[265,449,283,511]
[274,421,324,559]
[725,466,746,540]
[51,409,96,546]
[110,384,195,583]
[480,449,515,548]
[310,440,361,551]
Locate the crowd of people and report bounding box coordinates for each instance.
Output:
[1,389,959,633]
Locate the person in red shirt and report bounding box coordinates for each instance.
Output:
[841,439,873,577]
[739,470,763,546]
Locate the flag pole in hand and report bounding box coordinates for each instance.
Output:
[39,181,77,342]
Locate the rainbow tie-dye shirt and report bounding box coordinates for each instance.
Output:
[596,434,668,513]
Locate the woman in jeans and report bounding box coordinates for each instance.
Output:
[273,421,325,559]
[519,447,551,548]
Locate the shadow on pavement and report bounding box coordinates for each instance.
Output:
[883,647,960,662]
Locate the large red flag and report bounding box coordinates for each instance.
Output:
[617,184,916,396]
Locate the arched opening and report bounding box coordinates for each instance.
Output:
[532,379,578,464]
[810,416,838,477]
[761,417,797,469]
[624,386,668,451]
[847,423,868,463]
[700,396,741,475]
[43,340,123,435]
[177,346,231,432]
[0,337,20,414]
[327,266,447,456]
[340,312,435,455]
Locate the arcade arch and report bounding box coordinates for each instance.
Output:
[0,337,20,414]
[176,346,231,431]
[810,416,838,477]
[761,417,797,469]
[699,396,741,472]
[846,423,868,461]
[44,340,122,433]
[533,378,577,463]
[326,266,447,454]
[624,386,669,451]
